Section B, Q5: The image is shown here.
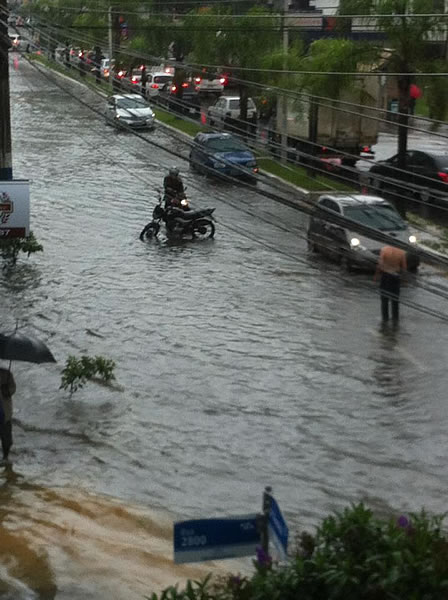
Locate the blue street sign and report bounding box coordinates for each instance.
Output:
[174,514,260,564]
[268,497,288,559]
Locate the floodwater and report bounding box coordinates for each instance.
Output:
[1,54,448,599]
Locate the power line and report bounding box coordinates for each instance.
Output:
[29,18,448,222]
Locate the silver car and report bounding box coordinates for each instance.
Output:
[105,94,155,130]
[307,194,420,272]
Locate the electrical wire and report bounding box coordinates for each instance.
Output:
[19,51,448,318]
[26,19,448,221]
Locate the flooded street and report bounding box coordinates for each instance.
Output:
[1,55,448,598]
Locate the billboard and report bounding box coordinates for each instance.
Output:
[0,180,30,239]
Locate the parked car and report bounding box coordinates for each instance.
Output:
[192,74,225,98]
[8,33,23,51]
[190,132,259,182]
[105,94,155,129]
[158,81,201,117]
[207,96,257,129]
[100,58,113,80]
[144,72,173,98]
[369,150,448,205]
[307,194,420,272]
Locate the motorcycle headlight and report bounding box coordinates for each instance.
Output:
[409,234,417,244]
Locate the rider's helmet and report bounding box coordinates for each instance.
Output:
[169,166,180,177]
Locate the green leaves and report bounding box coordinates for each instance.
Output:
[60,354,116,395]
[0,231,43,267]
[147,504,448,600]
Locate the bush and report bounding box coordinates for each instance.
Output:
[0,231,43,267]
[148,504,448,600]
[60,354,116,395]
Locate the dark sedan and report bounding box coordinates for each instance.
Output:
[369,150,448,205]
[189,132,259,182]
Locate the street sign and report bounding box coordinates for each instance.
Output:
[268,497,288,560]
[174,514,260,564]
[0,180,30,239]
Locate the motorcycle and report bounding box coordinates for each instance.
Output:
[140,191,215,241]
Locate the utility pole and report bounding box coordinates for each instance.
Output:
[0,0,13,180]
[108,4,113,92]
[280,0,289,163]
[261,486,272,554]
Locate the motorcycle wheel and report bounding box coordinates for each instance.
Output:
[139,221,159,241]
[191,219,215,240]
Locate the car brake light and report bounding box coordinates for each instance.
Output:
[219,77,226,85]
[194,77,201,84]
[322,146,327,152]
[362,145,371,153]
[171,85,177,92]
[131,77,138,83]
[438,171,448,183]
[140,65,145,70]
[151,83,159,89]
[181,82,189,88]
[118,70,124,78]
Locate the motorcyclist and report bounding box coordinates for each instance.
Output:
[163,167,185,209]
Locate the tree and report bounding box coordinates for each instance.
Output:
[375,0,442,169]
[189,6,281,128]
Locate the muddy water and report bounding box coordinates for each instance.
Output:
[2,54,448,598]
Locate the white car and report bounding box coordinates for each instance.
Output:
[193,75,225,97]
[144,72,173,98]
[207,96,257,127]
[106,94,155,129]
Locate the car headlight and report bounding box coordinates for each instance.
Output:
[350,237,360,248]
[409,234,417,244]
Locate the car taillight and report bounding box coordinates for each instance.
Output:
[118,71,124,78]
[219,77,226,85]
[104,69,109,76]
[438,171,448,183]
[362,145,371,153]
[194,77,201,84]
[131,77,138,83]
[151,83,159,89]
[182,82,189,88]
[321,146,327,153]
[140,64,145,70]
[171,85,177,92]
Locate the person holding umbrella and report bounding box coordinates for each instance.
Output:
[0,367,16,463]
[0,328,56,463]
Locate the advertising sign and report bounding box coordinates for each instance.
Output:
[174,514,260,564]
[0,180,30,239]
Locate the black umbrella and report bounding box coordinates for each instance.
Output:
[0,331,56,364]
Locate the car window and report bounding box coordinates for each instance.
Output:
[116,97,148,109]
[327,201,341,213]
[248,99,256,110]
[205,136,248,152]
[229,100,240,110]
[434,154,448,171]
[154,75,171,84]
[410,152,435,169]
[344,204,406,231]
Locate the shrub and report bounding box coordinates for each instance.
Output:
[60,354,116,395]
[147,504,448,600]
[0,231,43,267]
